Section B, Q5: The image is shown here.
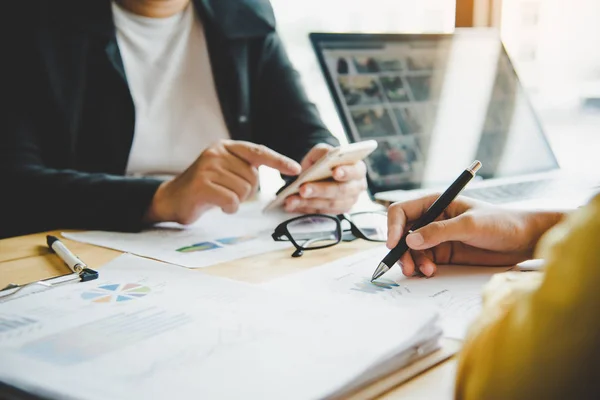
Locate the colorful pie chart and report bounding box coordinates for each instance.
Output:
[81,283,151,304]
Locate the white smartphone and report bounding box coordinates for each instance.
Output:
[263,140,378,212]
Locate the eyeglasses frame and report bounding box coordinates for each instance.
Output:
[271,211,387,257]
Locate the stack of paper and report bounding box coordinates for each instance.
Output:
[0,254,441,400]
[261,246,513,339]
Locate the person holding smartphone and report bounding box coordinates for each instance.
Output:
[386,193,600,398]
[1,0,367,239]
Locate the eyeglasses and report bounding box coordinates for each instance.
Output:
[271,211,387,257]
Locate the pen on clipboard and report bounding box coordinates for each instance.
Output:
[0,236,98,301]
[46,235,98,281]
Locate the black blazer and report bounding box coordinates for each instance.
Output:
[1,0,337,238]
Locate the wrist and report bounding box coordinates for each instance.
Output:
[143,181,174,224]
[524,210,567,254]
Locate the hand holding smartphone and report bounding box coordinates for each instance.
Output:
[263,140,378,212]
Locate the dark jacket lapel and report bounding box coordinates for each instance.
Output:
[194,0,275,141]
[38,1,117,150]
[197,0,275,39]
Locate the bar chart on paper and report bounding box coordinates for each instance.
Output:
[62,200,295,268]
[0,314,39,335]
[19,308,193,366]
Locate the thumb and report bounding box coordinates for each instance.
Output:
[301,144,333,171]
[406,216,473,250]
[224,141,301,175]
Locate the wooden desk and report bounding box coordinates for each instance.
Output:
[0,231,459,399]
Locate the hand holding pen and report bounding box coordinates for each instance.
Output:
[378,160,561,279]
[372,161,482,281]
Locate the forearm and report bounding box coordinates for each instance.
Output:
[2,166,162,238]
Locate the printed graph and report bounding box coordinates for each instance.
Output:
[215,235,256,245]
[20,308,192,365]
[176,235,257,253]
[176,241,222,253]
[351,278,401,294]
[0,314,38,335]
[81,283,151,304]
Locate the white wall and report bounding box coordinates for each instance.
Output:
[501,0,600,110]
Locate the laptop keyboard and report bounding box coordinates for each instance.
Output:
[461,178,599,204]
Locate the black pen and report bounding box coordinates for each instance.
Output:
[371,160,482,281]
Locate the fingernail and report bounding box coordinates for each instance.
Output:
[335,168,345,179]
[421,264,435,277]
[406,232,424,247]
[302,186,313,198]
[289,161,301,173]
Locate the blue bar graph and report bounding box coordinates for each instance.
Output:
[19,308,192,365]
[0,315,38,334]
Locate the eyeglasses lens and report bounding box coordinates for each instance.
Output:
[287,216,340,249]
[350,213,388,241]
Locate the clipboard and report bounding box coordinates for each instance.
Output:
[0,268,98,302]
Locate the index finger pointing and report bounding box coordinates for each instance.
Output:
[224,141,301,175]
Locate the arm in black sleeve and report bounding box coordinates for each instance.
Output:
[0,9,165,239]
[252,31,339,164]
[0,98,161,239]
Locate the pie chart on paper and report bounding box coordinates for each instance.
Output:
[81,283,151,304]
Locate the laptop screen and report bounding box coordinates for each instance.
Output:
[310,30,559,194]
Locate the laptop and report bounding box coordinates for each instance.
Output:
[310,29,599,208]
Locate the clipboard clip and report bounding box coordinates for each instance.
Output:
[79,268,99,282]
[0,267,98,302]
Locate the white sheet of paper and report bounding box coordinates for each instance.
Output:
[261,246,514,339]
[0,254,440,400]
[63,200,295,268]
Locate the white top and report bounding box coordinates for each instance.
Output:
[112,2,230,176]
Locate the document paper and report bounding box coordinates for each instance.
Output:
[63,200,294,269]
[0,254,440,400]
[262,246,513,339]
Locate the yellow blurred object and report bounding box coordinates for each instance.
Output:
[455,193,600,399]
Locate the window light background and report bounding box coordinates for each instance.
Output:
[259,0,600,195]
